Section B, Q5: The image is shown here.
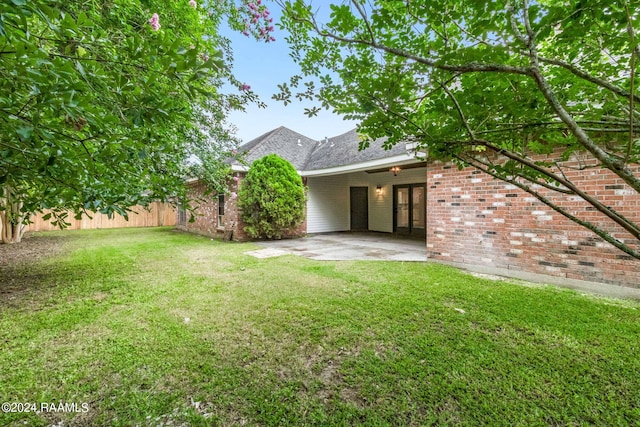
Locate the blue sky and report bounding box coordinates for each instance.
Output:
[220,5,357,144]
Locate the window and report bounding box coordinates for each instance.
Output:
[217,194,225,228]
[178,204,187,226]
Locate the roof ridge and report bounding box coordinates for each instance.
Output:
[304,136,324,169]
[273,127,322,167]
[327,128,358,142]
[305,128,357,168]
[275,127,321,170]
[238,126,285,152]
[260,126,287,150]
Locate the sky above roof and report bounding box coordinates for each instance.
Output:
[220,4,357,144]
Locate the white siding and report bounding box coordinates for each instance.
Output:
[306,167,426,234]
[306,176,350,233]
[369,182,393,232]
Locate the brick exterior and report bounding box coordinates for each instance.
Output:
[178,152,639,288]
[426,152,640,287]
[175,181,221,238]
[177,173,307,241]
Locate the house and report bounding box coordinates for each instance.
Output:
[177,126,640,291]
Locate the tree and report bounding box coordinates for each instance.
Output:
[0,0,272,243]
[275,0,640,260]
[238,154,305,239]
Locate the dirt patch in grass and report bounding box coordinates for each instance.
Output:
[0,233,71,306]
[0,233,69,266]
[300,345,367,408]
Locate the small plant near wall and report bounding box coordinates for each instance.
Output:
[238,154,305,239]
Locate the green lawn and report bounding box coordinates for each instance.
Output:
[1,227,639,426]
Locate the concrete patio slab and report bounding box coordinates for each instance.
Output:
[248,232,426,261]
[244,232,640,300]
[244,248,292,259]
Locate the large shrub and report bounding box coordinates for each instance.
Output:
[238,154,306,239]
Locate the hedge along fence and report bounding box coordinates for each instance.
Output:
[27,202,176,232]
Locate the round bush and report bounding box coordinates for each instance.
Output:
[238,154,306,239]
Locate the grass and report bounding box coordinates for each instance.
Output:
[1,227,639,426]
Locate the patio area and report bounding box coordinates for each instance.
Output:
[246,232,427,261]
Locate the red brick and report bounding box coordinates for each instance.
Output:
[427,151,640,288]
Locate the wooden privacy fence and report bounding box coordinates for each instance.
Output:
[27,202,176,232]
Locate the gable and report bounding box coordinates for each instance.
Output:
[304,129,408,171]
[233,126,319,170]
[233,126,413,173]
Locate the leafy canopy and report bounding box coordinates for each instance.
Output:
[238,154,306,239]
[0,0,270,233]
[277,0,640,259]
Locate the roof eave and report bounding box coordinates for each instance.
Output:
[231,164,249,172]
[301,153,424,177]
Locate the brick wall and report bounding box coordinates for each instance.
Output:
[426,151,640,287]
[178,174,307,241]
[176,181,222,238]
[227,173,246,241]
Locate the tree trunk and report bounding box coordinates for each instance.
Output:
[0,186,27,244]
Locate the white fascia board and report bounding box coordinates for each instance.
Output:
[405,142,418,150]
[301,154,421,177]
[231,164,249,172]
[405,142,428,158]
[231,164,305,175]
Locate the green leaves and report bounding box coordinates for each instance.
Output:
[15,126,34,141]
[238,154,306,239]
[0,0,249,231]
[328,4,358,33]
[279,0,640,163]
[277,0,640,258]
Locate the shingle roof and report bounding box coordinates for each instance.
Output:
[304,128,407,171]
[233,126,319,170]
[234,126,406,171]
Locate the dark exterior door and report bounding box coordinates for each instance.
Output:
[350,187,369,231]
[394,184,426,237]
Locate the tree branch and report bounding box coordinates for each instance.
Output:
[475,122,640,136]
[350,0,375,44]
[624,2,637,164]
[459,153,640,260]
[625,3,640,59]
[530,67,640,193]
[0,158,84,193]
[290,13,533,77]
[521,0,536,48]
[0,140,38,156]
[439,81,475,140]
[468,152,575,194]
[537,56,640,104]
[478,139,640,239]
[506,1,528,46]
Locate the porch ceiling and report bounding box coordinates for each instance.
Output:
[365,162,427,174]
